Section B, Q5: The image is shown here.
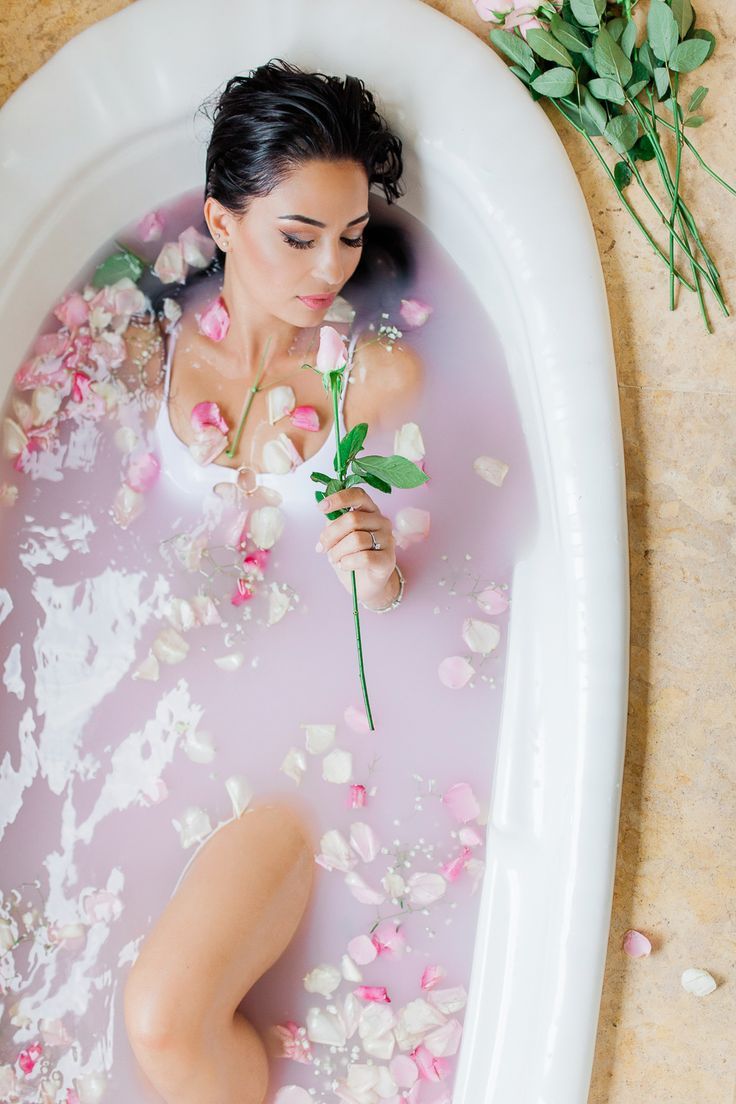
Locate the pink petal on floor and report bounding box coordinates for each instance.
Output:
[438,655,474,689]
[354,985,391,1003]
[441,782,480,824]
[348,934,378,965]
[191,401,229,434]
[197,295,230,342]
[622,929,652,957]
[290,405,320,431]
[420,964,446,991]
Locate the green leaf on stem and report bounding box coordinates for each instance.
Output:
[626,60,650,98]
[582,86,608,131]
[654,66,670,98]
[620,18,638,59]
[549,13,589,52]
[669,37,711,72]
[594,26,633,86]
[687,85,708,112]
[689,30,715,63]
[648,0,679,64]
[671,0,694,39]
[606,17,625,43]
[556,95,601,137]
[310,471,332,485]
[92,249,144,288]
[604,112,639,154]
[351,468,392,494]
[581,45,598,74]
[570,0,605,28]
[509,64,532,84]
[683,114,705,127]
[630,134,657,161]
[614,160,633,189]
[352,455,429,490]
[526,27,575,68]
[335,422,369,471]
[588,77,626,104]
[490,29,535,75]
[637,41,655,76]
[531,66,576,97]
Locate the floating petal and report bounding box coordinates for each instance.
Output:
[438,655,474,689]
[473,455,509,486]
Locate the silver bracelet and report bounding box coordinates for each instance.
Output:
[360,563,405,613]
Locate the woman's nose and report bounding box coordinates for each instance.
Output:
[311,243,345,287]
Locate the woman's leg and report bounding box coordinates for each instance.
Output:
[123,800,315,1104]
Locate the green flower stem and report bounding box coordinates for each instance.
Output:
[645,109,736,200]
[329,374,375,731]
[632,93,728,322]
[225,336,273,459]
[667,73,684,312]
[550,99,697,294]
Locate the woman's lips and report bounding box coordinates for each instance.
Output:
[298,294,336,310]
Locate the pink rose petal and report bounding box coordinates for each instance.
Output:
[411,1043,450,1082]
[189,425,228,465]
[476,585,509,614]
[353,985,391,1003]
[197,295,231,342]
[372,920,406,959]
[316,325,348,374]
[390,1054,419,1088]
[420,964,446,992]
[399,297,433,328]
[622,929,652,958]
[441,782,480,824]
[191,401,229,435]
[439,846,473,882]
[137,209,165,242]
[54,292,89,329]
[290,405,320,431]
[126,451,160,493]
[344,704,371,733]
[348,934,378,965]
[348,783,367,808]
[438,655,474,689]
[17,1042,43,1074]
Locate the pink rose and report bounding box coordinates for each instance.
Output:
[197,296,230,342]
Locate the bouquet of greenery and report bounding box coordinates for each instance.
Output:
[483,0,733,332]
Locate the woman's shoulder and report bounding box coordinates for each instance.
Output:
[344,323,424,431]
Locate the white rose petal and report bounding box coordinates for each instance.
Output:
[214,652,244,671]
[302,723,336,755]
[172,806,212,848]
[306,1006,346,1047]
[340,992,362,1039]
[225,774,254,817]
[349,822,380,863]
[461,617,501,655]
[262,437,295,475]
[303,963,342,997]
[428,986,467,1015]
[74,1071,108,1104]
[114,426,138,453]
[274,1088,312,1104]
[681,967,717,996]
[2,418,28,459]
[31,386,62,425]
[406,871,447,907]
[394,421,425,462]
[473,454,509,486]
[132,653,159,682]
[162,297,182,324]
[322,748,353,784]
[317,829,357,873]
[394,998,446,1051]
[112,483,145,528]
[182,729,216,764]
[152,627,189,665]
[268,385,296,424]
[424,1017,462,1057]
[280,747,307,785]
[267,586,292,625]
[191,595,222,626]
[341,953,363,982]
[344,871,385,905]
[249,505,285,550]
[165,597,196,633]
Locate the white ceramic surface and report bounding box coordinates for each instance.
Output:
[0,1,629,1100]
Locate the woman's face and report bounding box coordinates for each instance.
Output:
[205,158,369,326]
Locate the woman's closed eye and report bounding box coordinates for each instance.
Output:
[280,232,364,250]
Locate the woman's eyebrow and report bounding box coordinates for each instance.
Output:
[277,212,370,228]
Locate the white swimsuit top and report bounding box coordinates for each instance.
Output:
[155,321,359,512]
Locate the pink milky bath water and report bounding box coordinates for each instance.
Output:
[0,188,535,1103]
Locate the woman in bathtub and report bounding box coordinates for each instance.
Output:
[122,58,423,1104]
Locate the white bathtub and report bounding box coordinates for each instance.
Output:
[0,0,629,1100]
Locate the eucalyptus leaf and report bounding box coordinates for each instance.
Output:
[556,96,600,137]
[688,85,708,112]
[669,37,711,72]
[526,27,574,68]
[671,0,694,39]
[637,41,655,75]
[582,86,608,131]
[689,29,715,62]
[631,134,656,161]
[607,17,625,42]
[588,77,626,105]
[570,0,605,28]
[604,112,639,154]
[509,63,532,83]
[550,13,589,52]
[614,160,633,189]
[352,454,429,490]
[531,66,577,97]
[621,18,638,58]
[654,66,671,99]
[594,26,633,85]
[581,46,598,74]
[490,28,536,75]
[683,114,705,127]
[92,250,144,288]
[648,0,679,64]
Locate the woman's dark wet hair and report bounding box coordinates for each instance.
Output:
[149,58,415,327]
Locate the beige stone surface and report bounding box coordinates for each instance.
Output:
[1,1,734,1101]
